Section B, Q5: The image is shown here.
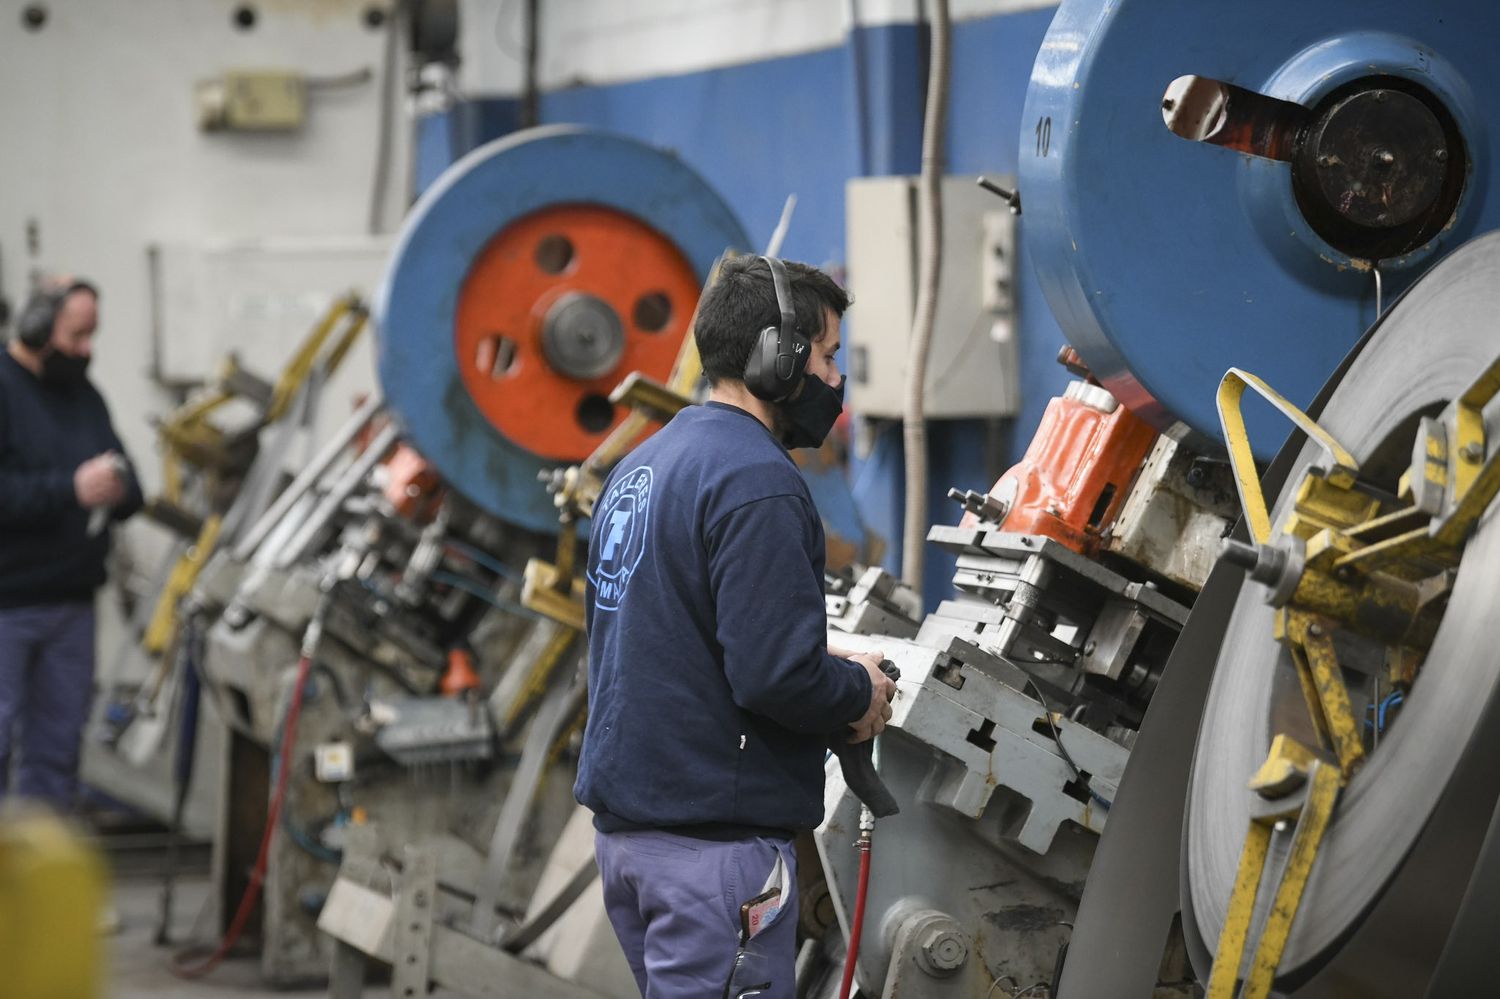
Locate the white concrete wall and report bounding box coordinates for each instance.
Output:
[0,0,409,482]
[458,0,1058,95]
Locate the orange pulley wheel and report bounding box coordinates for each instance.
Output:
[455,204,701,463]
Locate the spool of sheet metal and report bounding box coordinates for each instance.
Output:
[377,126,749,532]
[1183,230,1500,995]
[1020,0,1500,460]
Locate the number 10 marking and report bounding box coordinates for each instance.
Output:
[1035,116,1052,157]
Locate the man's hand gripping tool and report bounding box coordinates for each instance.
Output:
[830,660,901,818]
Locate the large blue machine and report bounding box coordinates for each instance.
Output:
[1021,0,1500,459]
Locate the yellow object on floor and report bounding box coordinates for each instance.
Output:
[0,809,106,999]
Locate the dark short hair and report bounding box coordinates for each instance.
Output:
[694,256,850,385]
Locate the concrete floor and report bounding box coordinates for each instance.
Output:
[99,822,611,999]
[107,870,387,999]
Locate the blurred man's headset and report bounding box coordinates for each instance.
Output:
[16,279,97,349]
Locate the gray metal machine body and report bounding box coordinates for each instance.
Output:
[186,399,614,991]
[811,437,1229,997]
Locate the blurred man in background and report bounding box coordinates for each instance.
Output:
[0,277,142,809]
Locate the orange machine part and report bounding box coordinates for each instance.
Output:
[440,647,482,696]
[454,204,701,463]
[968,389,1159,556]
[383,442,445,520]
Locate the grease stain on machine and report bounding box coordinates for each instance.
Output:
[985,904,1067,933]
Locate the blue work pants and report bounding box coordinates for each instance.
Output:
[596,829,799,998]
[0,602,96,808]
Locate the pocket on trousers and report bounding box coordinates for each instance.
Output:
[726,837,793,937]
[754,838,796,933]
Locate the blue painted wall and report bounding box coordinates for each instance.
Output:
[420,7,1072,609]
[416,99,523,193]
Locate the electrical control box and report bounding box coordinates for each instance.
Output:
[845,175,1020,419]
[197,70,307,131]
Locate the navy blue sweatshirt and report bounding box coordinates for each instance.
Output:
[0,352,143,607]
[574,402,872,836]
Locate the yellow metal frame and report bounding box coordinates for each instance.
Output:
[1450,354,1500,502]
[142,515,222,656]
[140,294,370,718]
[496,626,580,733]
[266,293,369,423]
[157,362,239,506]
[156,293,369,507]
[1217,368,1360,545]
[1275,610,1364,774]
[1208,740,1340,999]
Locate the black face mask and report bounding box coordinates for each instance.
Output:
[777,375,845,449]
[41,350,90,385]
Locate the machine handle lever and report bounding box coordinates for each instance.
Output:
[977,175,1022,214]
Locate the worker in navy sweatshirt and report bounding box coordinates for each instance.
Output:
[575,255,896,998]
[0,278,142,810]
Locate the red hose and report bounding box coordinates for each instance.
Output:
[838,836,873,999]
[171,653,314,979]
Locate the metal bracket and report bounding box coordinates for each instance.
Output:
[521,559,587,631]
[142,513,222,655]
[392,846,438,999]
[1208,741,1340,999]
[267,292,368,423]
[1276,611,1365,776]
[608,371,693,423]
[318,872,609,999]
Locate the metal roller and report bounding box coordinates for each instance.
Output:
[377,125,749,533]
[1020,0,1500,459]
[1183,230,1500,994]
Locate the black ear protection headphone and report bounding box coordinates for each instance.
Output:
[742,255,811,402]
[16,280,97,350]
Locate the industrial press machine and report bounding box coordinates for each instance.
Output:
[809,1,1500,997]
[122,0,1500,995]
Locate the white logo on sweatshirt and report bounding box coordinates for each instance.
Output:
[590,465,653,611]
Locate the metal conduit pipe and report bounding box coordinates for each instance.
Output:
[901,0,951,592]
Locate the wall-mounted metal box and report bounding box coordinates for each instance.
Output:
[197,70,307,132]
[845,175,1019,419]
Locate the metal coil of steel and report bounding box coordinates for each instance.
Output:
[1183,230,1500,995]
